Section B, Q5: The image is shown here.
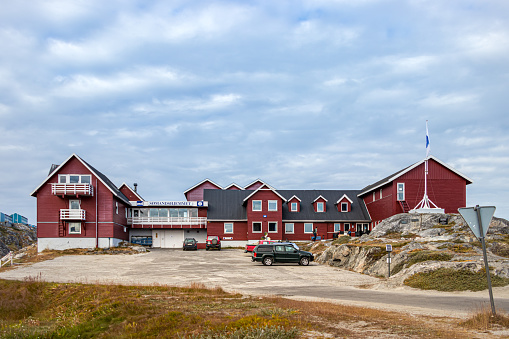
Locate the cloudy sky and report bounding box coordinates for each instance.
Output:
[1,0,508,223]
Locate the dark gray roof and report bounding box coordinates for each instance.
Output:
[80,157,130,204]
[358,164,413,197]
[204,189,371,222]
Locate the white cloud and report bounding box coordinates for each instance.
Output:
[419,93,478,108]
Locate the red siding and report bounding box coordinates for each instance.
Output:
[244,181,264,190]
[119,185,140,201]
[185,181,221,201]
[207,221,248,240]
[246,190,283,240]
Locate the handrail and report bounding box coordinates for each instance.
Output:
[127,216,207,226]
[1,251,13,267]
[51,183,93,196]
[60,209,86,220]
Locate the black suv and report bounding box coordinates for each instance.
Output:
[183,238,197,251]
[252,243,314,266]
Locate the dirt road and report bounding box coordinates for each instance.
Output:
[1,248,508,317]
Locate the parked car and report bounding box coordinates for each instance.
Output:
[245,239,276,252]
[252,243,314,266]
[206,235,221,251]
[183,238,197,251]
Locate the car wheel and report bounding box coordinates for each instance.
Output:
[206,247,209,251]
[263,256,273,266]
[300,257,310,266]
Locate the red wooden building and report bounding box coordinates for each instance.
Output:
[32,154,472,250]
[358,156,473,226]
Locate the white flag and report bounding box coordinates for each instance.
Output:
[425,121,430,157]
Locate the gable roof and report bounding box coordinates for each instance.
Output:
[336,194,353,204]
[31,154,130,204]
[242,184,287,203]
[287,195,301,202]
[224,183,244,190]
[358,155,474,197]
[244,179,274,190]
[313,195,328,203]
[183,179,222,194]
[119,183,144,201]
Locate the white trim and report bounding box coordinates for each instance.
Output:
[285,223,294,234]
[287,195,301,202]
[68,221,82,234]
[224,183,244,190]
[290,202,298,212]
[224,222,234,234]
[183,178,222,194]
[252,200,262,211]
[244,179,274,190]
[316,202,325,212]
[313,195,328,203]
[336,194,353,204]
[341,202,349,212]
[397,182,405,201]
[242,184,287,203]
[304,223,314,233]
[334,223,341,232]
[119,182,144,201]
[252,221,262,233]
[268,221,278,233]
[358,155,473,197]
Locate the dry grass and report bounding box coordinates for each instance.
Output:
[0,279,506,338]
[462,306,509,332]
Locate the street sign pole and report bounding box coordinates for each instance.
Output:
[386,244,392,278]
[476,205,496,316]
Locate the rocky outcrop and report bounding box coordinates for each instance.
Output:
[0,223,37,257]
[316,213,509,285]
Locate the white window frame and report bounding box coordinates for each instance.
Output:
[268,222,277,233]
[334,223,341,232]
[116,202,119,214]
[397,183,405,201]
[290,202,298,212]
[379,189,383,199]
[304,223,313,233]
[373,191,376,201]
[316,202,324,212]
[69,200,81,210]
[252,222,262,233]
[58,174,92,184]
[224,223,234,234]
[68,222,81,234]
[285,223,294,234]
[268,200,278,212]
[341,202,348,212]
[252,200,262,211]
[344,223,350,232]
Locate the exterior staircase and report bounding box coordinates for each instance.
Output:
[399,200,411,213]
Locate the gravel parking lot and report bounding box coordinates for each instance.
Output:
[1,248,508,317]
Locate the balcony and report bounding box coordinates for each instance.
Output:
[127,217,207,228]
[60,209,86,220]
[52,183,93,197]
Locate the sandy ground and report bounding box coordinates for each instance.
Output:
[1,248,508,319]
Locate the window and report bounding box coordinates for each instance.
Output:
[317,202,324,212]
[69,200,80,209]
[373,191,376,201]
[397,183,405,201]
[268,222,277,233]
[252,200,262,211]
[116,202,118,214]
[252,222,262,233]
[379,189,383,199]
[68,222,81,234]
[268,200,278,211]
[224,223,233,233]
[290,202,298,212]
[334,223,341,232]
[58,174,92,184]
[304,223,313,233]
[285,223,294,234]
[344,223,350,232]
[341,202,348,212]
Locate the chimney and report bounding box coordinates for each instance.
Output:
[134,183,138,192]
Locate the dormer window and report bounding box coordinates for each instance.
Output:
[336,194,353,213]
[288,195,301,212]
[290,202,298,211]
[341,202,348,212]
[317,202,324,212]
[313,195,328,213]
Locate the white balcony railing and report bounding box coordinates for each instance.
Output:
[52,183,93,196]
[128,217,207,227]
[60,209,86,220]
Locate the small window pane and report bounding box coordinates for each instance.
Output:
[81,175,91,184]
[253,222,262,232]
[149,209,159,217]
[189,208,198,217]
[304,223,313,233]
[70,200,80,209]
[334,223,340,232]
[70,175,79,183]
[159,209,168,217]
[179,209,188,217]
[59,175,67,183]
[291,202,297,211]
[252,201,262,211]
[224,223,233,233]
[268,200,277,211]
[170,209,178,217]
[285,223,294,233]
[69,222,81,234]
[269,222,277,232]
[317,202,324,212]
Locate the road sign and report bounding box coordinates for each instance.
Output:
[458,206,496,239]
[386,244,392,252]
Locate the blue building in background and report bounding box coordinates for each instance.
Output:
[10,213,28,225]
[0,212,13,224]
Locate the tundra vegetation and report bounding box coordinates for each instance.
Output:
[1,277,509,338]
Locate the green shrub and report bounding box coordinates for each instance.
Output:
[404,268,509,291]
[406,250,453,268]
